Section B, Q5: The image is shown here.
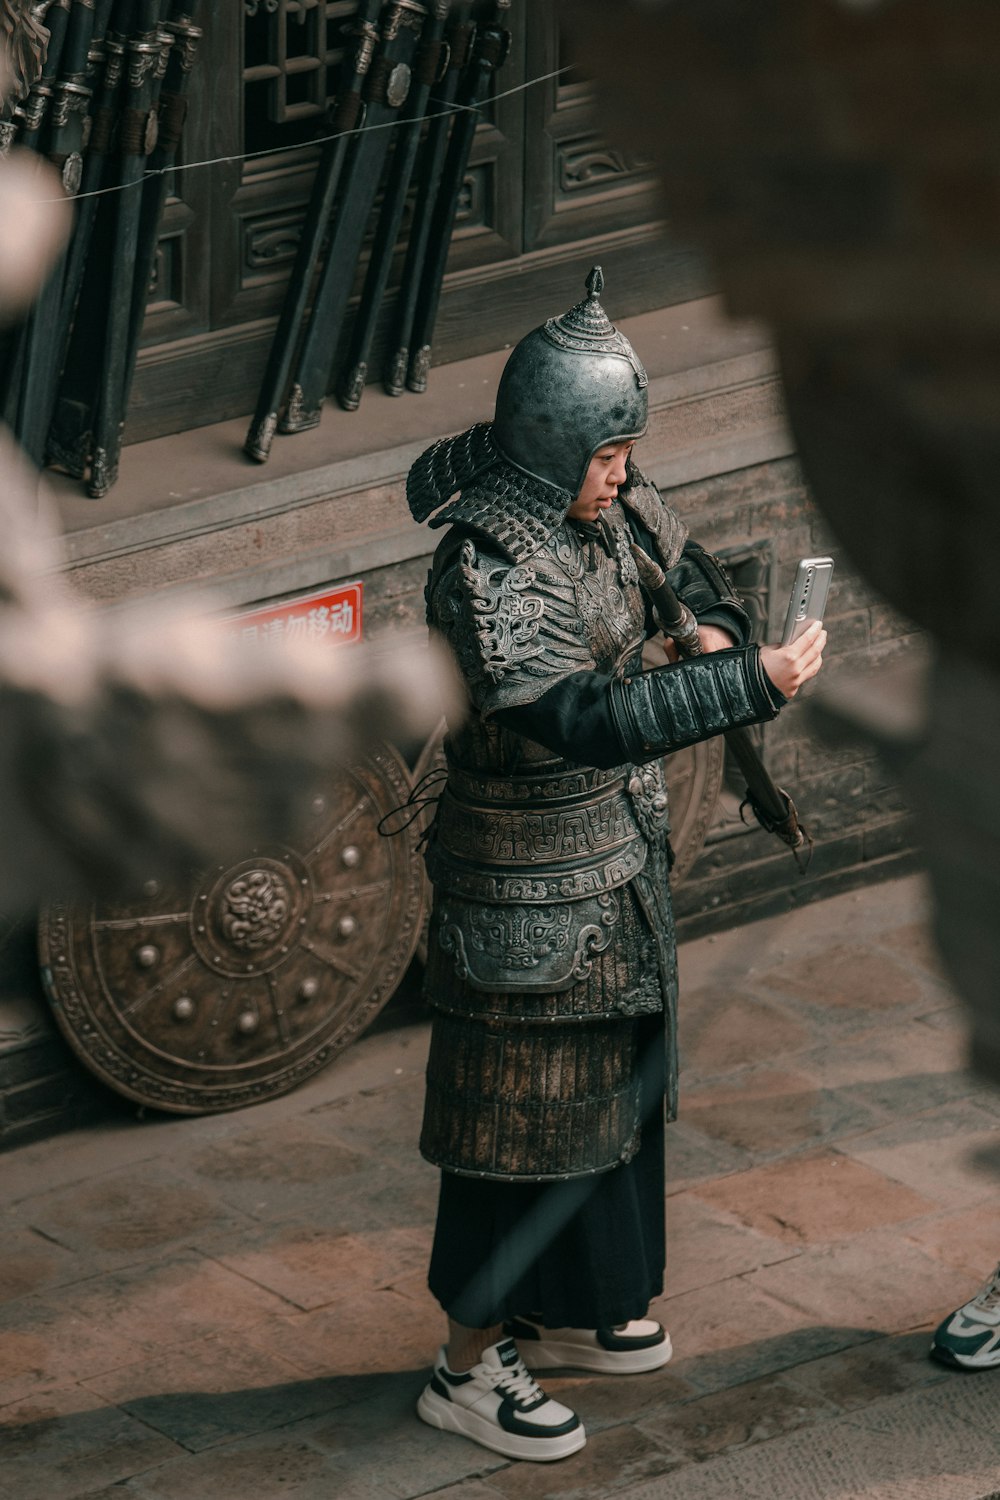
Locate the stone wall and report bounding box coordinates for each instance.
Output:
[665,457,922,936]
[0,926,116,1151]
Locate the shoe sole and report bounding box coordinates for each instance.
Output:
[930,1342,1000,1371]
[416,1386,587,1462]
[518,1331,673,1375]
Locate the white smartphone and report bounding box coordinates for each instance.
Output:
[780,556,834,646]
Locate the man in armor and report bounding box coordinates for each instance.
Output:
[407,268,826,1462]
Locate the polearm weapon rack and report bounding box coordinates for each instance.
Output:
[47,0,138,477]
[8,0,98,465]
[1,0,203,495]
[243,0,387,463]
[2,2,515,491]
[381,0,474,398]
[86,0,169,497]
[336,0,451,413]
[2,0,72,437]
[247,0,514,456]
[402,0,509,394]
[117,2,204,465]
[275,0,431,439]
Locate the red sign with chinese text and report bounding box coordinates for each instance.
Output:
[226,581,363,647]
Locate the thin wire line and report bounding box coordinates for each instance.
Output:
[36,63,573,206]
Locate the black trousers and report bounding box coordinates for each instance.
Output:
[427,1013,666,1329]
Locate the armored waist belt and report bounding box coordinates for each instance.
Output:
[425,761,648,903]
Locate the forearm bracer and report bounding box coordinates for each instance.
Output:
[608,646,783,763]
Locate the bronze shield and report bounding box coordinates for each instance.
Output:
[38,742,423,1114]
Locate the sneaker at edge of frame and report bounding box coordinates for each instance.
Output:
[931,1263,1000,1370]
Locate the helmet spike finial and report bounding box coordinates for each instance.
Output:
[586,265,604,299]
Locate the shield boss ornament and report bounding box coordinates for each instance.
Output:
[38,743,424,1114]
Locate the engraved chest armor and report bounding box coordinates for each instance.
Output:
[424,503,672,1013]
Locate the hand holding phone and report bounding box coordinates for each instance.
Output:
[780,556,834,646]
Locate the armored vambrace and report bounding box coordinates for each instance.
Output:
[609,645,783,764]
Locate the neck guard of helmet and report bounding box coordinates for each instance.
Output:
[407,422,688,570]
[407,421,573,563]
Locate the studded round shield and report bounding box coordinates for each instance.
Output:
[38,742,424,1114]
[664,736,726,886]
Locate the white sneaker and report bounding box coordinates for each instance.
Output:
[508,1315,673,1374]
[416,1337,586,1462]
[931,1263,1000,1370]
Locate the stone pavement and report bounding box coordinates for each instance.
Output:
[2,872,1000,1500]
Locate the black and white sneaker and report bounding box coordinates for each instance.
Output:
[416,1337,586,1462]
[931,1263,1000,1370]
[508,1315,673,1374]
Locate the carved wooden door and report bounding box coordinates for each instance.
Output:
[522,7,661,254]
[131,2,700,440]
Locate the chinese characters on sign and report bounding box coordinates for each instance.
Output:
[226,581,363,647]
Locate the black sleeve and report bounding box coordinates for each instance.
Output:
[496,670,625,768]
[668,541,753,646]
[694,601,749,644]
[496,647,785,769]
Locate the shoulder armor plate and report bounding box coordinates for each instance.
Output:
[429,534,597,714]
[619,463,689,569]
[407,421,571,563]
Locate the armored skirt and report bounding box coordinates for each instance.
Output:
[427,1011,667,1328]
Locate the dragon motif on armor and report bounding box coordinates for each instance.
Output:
[430,508,652,714]
[433,535,586,708]
[458,543,545,686]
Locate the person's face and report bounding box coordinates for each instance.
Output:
[566,441,634,523]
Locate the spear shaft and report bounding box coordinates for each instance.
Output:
[278,0,430,437]
[15,0,103,465]
[110,1,203,480]
[47,0,138,478]
[382,0,474,397]
[1,0,71,433]
[86,0,169,497]
[405,0,511,394]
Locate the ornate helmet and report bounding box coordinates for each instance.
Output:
[407,267,653,563]
[492,265,649,497]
